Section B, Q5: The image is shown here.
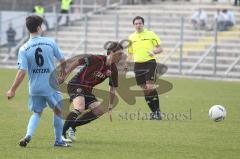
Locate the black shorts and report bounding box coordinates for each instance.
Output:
[134,59,157,85]
[61,10,69,13]
[67,83,97,109]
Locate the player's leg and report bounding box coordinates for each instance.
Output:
[72,100,103,129]
[19,112,42,147]
[47,92,71,147]
[140,83,158,114]
[19,96,46,147]
[62,96,85,138]
[66,94,100,141]
[62,84,86,141]
[136,60,161,120]
[145,60,161,120]
[53,107,71,147]
[134,62,157,118]
[145,81,161,120]
[139,83,161,120]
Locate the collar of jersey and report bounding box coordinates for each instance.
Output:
[135,28,148,35]
[30,35,41,39]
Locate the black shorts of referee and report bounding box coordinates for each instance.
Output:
[134,59,157,85]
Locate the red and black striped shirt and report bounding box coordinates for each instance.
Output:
[69,55,118,93]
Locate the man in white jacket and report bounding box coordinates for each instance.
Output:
[191,9,208,30]
[216,9,235,31]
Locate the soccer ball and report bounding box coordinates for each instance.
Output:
[208,105,226,122]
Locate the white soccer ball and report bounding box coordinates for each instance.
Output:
[209,105,226,122]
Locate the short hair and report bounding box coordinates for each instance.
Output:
[132,16,144,25]
[107,42,123,55]
[222,9,227,13]
[26,15,43,33]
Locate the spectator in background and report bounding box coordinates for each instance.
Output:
[214,9,225,31]
[224,9,236,27]
[33,2,49,31]
[191,9,208,30]
[217,9,236,31]
[162,0,190,1]
[128,0,135,4]
[234,0,240,6]
[214,9,225,21]
[6,23,16,53]
[57,0,73,26]
[140,0,152,4]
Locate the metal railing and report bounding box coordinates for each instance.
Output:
[187,44,215,74]
[0,0,123,57]
[53,0,123,47]
[0,12,29,46]
[2,34,29,62]
[161,42,181,64]
[187,19,219,75]
[224,56,240,75]
[179,16,185,74]
[156,14,239,78]
[1,1,239,80]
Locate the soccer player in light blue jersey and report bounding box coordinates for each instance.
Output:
[6,15,70,147]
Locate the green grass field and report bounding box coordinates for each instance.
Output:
[0,68,240,159]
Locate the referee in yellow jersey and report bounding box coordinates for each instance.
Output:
[127,16,163,120]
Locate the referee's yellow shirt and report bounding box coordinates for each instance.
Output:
[128,29,161,63]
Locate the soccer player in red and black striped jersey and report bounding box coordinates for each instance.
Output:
[60,42,124,142]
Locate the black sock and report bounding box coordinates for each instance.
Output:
[145,95,155,112]
[62,109,81,136]
[145,89,160,113]
[72,110,98,129]
[152,89,160,112]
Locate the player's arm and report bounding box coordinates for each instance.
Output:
[52,41,68,84]
[108,86,116,122]
[125,40,134,70]
[108,86,116,110]
[65,58,85,75]
[7,49,27,99]
[151,45,163,55]
[149,45,163,57]
[7,70,26,99]
[57,59,68,84]
[108,64,118,110]
[126,53,133,62]
[58,58,80,84]
[59,59,66,75]
[149,32,163,57]
[127,39,134,62]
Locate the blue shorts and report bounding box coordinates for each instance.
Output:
[28,92,63,113]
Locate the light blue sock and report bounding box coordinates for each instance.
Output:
[54,114,63,142]
[26,113,40,138]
